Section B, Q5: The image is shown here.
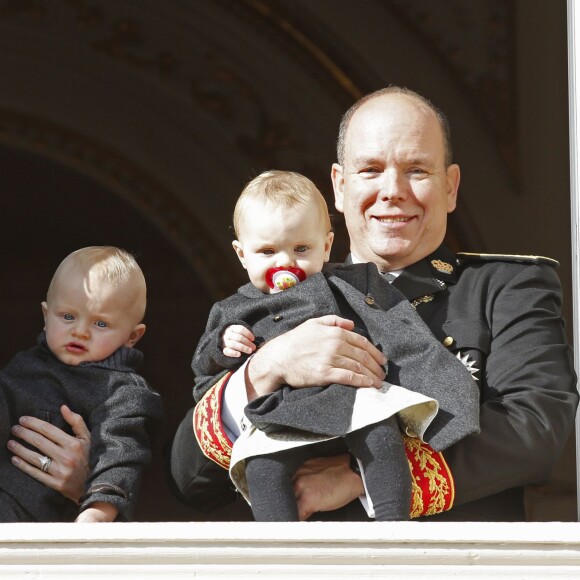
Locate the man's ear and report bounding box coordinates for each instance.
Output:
[41,301,48,329]
[331,163,345,213]
[324,231,335,261]
[232,240,246,268]
[446,163,461,213]
[126,323,146,347]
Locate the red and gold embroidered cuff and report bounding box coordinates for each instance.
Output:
[193,373,234,470]
[193,377,455,517]
[405,435,455,517]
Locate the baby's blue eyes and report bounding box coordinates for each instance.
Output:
[60,314,107,328]
[260,247,309,255]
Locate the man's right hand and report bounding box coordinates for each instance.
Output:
[245,315,387,400]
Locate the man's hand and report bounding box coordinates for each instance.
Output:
[8,404,91,503]
[293,453,364,521]
[245,315,387,399]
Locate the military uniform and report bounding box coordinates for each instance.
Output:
[170,245,578,521]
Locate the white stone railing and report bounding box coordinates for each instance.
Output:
[1,522,580,578]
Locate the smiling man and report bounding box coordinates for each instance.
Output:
[332,90,459,273]
[19,87,576,522]
[170,86,578,522]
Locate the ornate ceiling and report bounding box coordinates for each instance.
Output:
[0,0,561,298]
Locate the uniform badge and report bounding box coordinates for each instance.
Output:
[456,351,479,381]
[431,259,454,274]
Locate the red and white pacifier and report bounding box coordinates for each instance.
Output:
[266,267,307,292]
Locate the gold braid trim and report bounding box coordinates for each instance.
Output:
[191,379,456,512]
[411,294,434,309]
[404,435,455,518]
[193,374,233,470]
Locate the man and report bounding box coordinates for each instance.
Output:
[169,86,578,521]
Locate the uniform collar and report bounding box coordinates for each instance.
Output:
[345,245,459,301]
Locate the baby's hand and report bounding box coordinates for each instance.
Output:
[222,325,256,357]
[75,501,118,523]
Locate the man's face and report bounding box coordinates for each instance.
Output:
[332,94,460,271]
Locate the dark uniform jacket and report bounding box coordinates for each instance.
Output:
[170,245,578,521]
[0,333,163,522]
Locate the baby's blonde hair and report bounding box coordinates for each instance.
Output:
[233,170,331,239]
[47,246,146,320]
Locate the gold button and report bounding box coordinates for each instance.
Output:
[442,336,454,347]
[273,315,283,322]
[364,295,375,305]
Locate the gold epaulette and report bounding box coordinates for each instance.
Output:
[404,436,455,517]
[457,252,559,268]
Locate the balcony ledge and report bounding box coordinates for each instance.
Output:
[1,521,580,578]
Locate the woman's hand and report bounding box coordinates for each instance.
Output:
[8,404,91,503]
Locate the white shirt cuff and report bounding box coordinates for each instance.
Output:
[221,358,251,442]
[355,458,375,518]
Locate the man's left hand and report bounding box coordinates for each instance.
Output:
[293,453,364,521]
